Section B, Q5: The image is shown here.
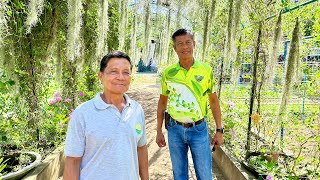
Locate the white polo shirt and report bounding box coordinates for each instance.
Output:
[64,92,147,180]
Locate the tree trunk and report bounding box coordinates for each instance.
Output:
[246,23,262,154]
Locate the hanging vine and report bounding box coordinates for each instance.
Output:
[66,0,83,62]
[25,0,45,34]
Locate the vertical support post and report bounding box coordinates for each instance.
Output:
[302,73,307,121]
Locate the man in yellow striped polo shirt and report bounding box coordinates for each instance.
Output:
[156,29,223,180]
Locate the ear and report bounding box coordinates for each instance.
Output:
[193,40,196,48]
[98,71,103,80]
[173,44,177,51]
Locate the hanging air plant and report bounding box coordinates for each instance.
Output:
[224,0,234,69]
[267,10,283,86]
[0,0,8,65]
[230,0,243,85]
[129,1,138,64]
[66,0,83,62]
[278,18,300,119]
[96,0,108,59]
[143,0,151,64]
[25,0,45,34]
[0,0,8,44]
[118,0,128,51]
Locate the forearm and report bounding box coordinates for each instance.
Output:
[138,145,149,180]
[157,95,168,133]
[209,93,223,128]
[63,157,81,180]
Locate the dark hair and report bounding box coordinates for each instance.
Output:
[171,28,194,42]
[100,51,132,72]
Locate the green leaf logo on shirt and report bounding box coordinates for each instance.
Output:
[194,75,204,82]
[135,123,142,135]
[168,68,179,77]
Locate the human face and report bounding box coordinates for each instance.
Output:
[98,58,132,95]
[173,34,195,61]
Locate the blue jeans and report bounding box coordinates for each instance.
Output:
[167,119,212,180]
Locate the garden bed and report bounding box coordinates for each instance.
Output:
[22,146,64,180]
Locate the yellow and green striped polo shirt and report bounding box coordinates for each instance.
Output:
[161,60,216,123]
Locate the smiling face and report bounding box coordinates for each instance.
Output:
[98,58,132,95]
[173,34,195,61]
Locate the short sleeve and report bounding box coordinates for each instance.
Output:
[64,110,85,157]
[137,105,147,147]
[207,66,216,94]
[160,72,169,96]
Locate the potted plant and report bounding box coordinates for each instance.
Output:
[0,152,41,180]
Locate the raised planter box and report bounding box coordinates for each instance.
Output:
[212,146,256,180]
[22,146,64,180]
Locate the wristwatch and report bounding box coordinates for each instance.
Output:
[216,128,224,134]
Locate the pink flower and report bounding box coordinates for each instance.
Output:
[64,98,72,102]
[49,99,57,105]
[79,92,84,97]
[55,96,62,102]
[229,128,237,139]
[266,174,273,180]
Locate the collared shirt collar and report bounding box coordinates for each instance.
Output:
[94,92,132,110]
[175,59,199,70]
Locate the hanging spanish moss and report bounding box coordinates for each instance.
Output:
[233,0,243,38]
[201,0,215,62]
[224,0,234,69]
[231,36,242,85]
[66,0,83,62]
[278,18,300,119]
[165,6,172,64]
[118,0,128,51]
[267,10,282,86]
[0,0,8,66]
[96,0,108,59]
[25,0,45,34]
[129,3,137,65]
[143,0,151,64]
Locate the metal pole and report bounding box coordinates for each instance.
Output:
[266,0,319,21]
[302,73,307,121]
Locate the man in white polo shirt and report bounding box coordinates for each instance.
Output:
[63,51,149,180]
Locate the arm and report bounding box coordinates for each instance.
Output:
[156,95,168,147]
[138,145,149,180]
[208,92,224,147]
[63,156,82,180]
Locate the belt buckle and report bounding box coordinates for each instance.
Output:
[191,122,195,127]
[183,122,195,128]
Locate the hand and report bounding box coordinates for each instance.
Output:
[156,131,166,147]
[211,132,224,148]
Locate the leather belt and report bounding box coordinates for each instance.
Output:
[173,118,205,128]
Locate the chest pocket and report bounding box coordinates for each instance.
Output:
[191,74,209,96]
